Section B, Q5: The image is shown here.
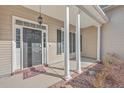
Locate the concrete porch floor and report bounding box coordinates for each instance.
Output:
[0,57,97,88]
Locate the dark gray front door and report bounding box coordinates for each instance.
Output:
[23,28,42,68]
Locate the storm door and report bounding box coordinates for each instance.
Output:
[23,28,42,68]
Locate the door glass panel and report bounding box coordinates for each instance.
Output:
[61,31,64,53]
[16,28,21,69]
[32,30,42,66]
[43,32,47,64]
[23,28,42,68]
[43,33,46,48]
[16,28,20,48]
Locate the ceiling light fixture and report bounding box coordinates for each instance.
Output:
[37,5,43,25]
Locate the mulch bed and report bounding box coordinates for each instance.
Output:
[49,64,96,88]
[49,53,124,88]
[104,61,124,87]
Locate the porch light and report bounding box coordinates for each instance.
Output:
[38,15,43,25]
[38,5,43,25]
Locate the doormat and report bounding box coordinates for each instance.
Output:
[23,65,46,79]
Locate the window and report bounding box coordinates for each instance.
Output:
[57,29,61,54]
[73,33,76,52]
[80,35,82,52]
[16,28,20,48]
[57,29,64,54]
[15,19,47,30]
[69,32,73,53]
[57,29,76,54]
[43,33,46,47]
[69,32,71,53]
[69,32,76,53]
[61,31,64,53]
[16,20,23,25]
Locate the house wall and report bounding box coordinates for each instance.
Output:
[0,5,76,76]
[101,6,124,60]
[81,26,97,59]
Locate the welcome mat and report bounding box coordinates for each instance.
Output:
[23,65,46,79]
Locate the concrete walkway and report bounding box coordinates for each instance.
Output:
[0,57,96,88]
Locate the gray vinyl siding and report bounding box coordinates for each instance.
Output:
[102,6,124,60]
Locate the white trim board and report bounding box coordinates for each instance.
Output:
[12,16,48,72]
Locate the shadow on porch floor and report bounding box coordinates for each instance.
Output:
[0,57,97,88]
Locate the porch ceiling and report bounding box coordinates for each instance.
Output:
[23,5,108,28]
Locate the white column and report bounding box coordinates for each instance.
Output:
[64,6,71,80]
[76,13,82,74]
[97,25,101,62]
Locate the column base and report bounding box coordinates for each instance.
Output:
[96,60,101,63]
[64,75,72,81]
[44,64,49,67]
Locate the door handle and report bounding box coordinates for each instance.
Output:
[39,44,42,48]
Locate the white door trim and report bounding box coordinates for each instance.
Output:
[42,29,48,65]
[12,16,48,72]
[12,16,16,72]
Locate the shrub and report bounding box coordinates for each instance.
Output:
[92,55,111,88]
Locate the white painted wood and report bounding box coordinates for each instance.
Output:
[64,6,71,80]
[76,13,82,74]
[15,26,22,70]
[12,16,17,72]
[42,30,44,65]
[20,27,23,70]
[42,30,48,65]
[12,16,48,72]
[23,5,107,28]
[46,26,49,65]
[13,16,48,28]
[97,25,101,61]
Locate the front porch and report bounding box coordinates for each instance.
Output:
[0,5,108,87]
[0,57,96,88]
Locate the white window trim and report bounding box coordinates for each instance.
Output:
[12,16,48,72]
